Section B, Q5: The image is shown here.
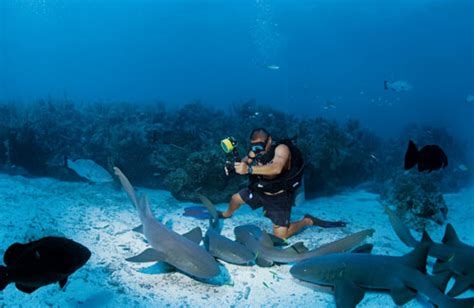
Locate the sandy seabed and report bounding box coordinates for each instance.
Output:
[0,173,472,307]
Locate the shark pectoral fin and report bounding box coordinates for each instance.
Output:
[182,227,202,244]
[334,280,365,308]
[433,259,452,273]
[59,277,68,288]
[447,274,474,297]
[256,256,274,267]
[351,244,373,254]
[132,224,144,233]
[390,285,417,306]
[290,242,309,254]
[126,248,166,263]
[15,283,39,294]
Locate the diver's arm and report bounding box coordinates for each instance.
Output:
[235,145,290,176]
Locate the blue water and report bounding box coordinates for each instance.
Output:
[1,0,473,138]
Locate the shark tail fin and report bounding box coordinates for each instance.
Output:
[384,205,419,247]
[0,266,9,291]
[400,244,429,274]
[113,167,139,208]
[442,224,461,246]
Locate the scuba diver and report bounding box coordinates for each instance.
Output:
[220,128,347,240]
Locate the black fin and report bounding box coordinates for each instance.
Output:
[442,224,461,247]
[351,244,374,254]
[384,80,389,90]
[390,285,417,305]
[404,140,419,170]
[15,283,39,294]
[0,266,10,291]
[59,277,68,289]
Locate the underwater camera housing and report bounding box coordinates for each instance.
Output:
[221,137,241,174]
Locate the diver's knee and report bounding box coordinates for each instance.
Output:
[231,193,244,205]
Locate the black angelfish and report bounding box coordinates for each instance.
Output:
[0,237,91,294]
[404,140,448,172]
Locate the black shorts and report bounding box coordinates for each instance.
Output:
[239,188,294,227]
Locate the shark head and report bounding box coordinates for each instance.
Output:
[290,256,342,285]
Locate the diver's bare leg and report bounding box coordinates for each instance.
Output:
[221,193,245,218]
[273,217,312,239]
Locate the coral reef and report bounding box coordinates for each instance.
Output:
[380,171,448,229]
[0,98,470,215]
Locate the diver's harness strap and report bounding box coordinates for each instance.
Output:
[248,138,305,195]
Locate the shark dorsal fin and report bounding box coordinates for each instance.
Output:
[429,272,451,293]
[401,244,428,274]
[421,230,433,244]
[259,231,275,248]
[182,227,202,244]
[442,224,461,247]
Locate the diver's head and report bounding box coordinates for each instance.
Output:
[249,128,271,158]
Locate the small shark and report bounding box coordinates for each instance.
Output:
[290,244,474,308]
[235,224,374,266]
[114,167,221,280]
[384,205,474,296]
[198,195,255,265]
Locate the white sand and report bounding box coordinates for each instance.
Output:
[0,173,472,307]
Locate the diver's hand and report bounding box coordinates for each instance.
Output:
[234,162,249,175]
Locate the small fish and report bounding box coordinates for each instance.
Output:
[266,64,280,70]
[66,158,113,183]
[404,140,448,172]
[370,154,378,161]
[384,80,413,92]
[0,237,91,294]
[323,100,336,110]
[458,164,469,172]
[466,94,474,104]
